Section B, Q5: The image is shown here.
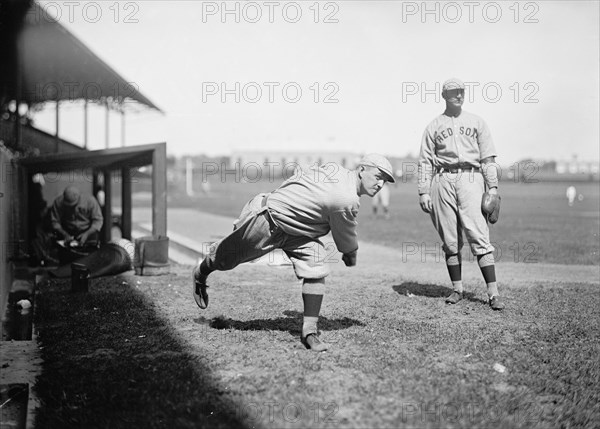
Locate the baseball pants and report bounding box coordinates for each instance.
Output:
[429,171,494,256]
[204,193,330,279]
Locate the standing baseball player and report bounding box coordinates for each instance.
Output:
[418,78,504,310]
[193,154,396,351]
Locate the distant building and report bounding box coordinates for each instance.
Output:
[556,159,600,175]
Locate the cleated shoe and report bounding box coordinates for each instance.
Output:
[489,296,505,311]
[301,333,330,352]
[192,267,209,309]
[445,291,463,304]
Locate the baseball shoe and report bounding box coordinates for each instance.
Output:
[192,266,209,309]
[445,291,463,304]
[489,295,505,311]
[301,333,330,352]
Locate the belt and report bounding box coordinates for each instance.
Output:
[437,166,480,174]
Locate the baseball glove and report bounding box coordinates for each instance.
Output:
[481,192,501,224]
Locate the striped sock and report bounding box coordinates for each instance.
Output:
[445,253,463,293]
[199,259,214,277]
[477,253,499,298]
[302,278,325,337]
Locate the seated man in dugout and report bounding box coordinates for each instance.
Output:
[50,185,104,248]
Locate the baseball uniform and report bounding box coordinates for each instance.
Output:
[194,154,397,349]
[418,110,497,255]
[418,77,504,310]
[204,163,361,279]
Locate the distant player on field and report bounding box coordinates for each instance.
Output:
[192,154,396,351]
[372,182,391,219]
[418,78,505,310]
[566,186,577,206]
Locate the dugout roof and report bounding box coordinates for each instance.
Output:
[1,0,162,112]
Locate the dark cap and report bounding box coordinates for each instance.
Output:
[62,186,81,207]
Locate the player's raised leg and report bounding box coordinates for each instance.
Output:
[192,194,279,309]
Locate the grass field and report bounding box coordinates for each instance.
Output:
[32,177,600,428]
[34,256,599,428]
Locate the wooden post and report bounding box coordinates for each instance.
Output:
[105,101,109,149]
[55,101,60,153]
[101,170,112,243]
[121,108,126,147]
[151,144,167,237]
[121,167,132,239]
[186,157,194,196]
[15,36,22,149]
[84,100,88,149]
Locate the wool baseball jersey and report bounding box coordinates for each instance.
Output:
[267,164,360,254]
[418,110,497,195]
[50,193,104,236]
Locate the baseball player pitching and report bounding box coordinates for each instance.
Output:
[193,154,396,351]
[418,78,504,310]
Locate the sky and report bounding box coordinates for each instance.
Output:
[32,1,600,164]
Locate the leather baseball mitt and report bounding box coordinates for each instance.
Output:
[481,192,501,224]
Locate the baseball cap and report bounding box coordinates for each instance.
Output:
[62,186,81,207]
[359,153,395,183]
[442,78,465,92]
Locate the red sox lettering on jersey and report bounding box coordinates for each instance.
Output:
[418,110,497,195]
[434,125,479,144]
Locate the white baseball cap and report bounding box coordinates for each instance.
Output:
[442,77,465,92]
[359,153,395,183]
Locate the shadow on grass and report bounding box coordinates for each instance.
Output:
[197,310,365,336]
[392,282,486,304]
[34,277,248,429]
